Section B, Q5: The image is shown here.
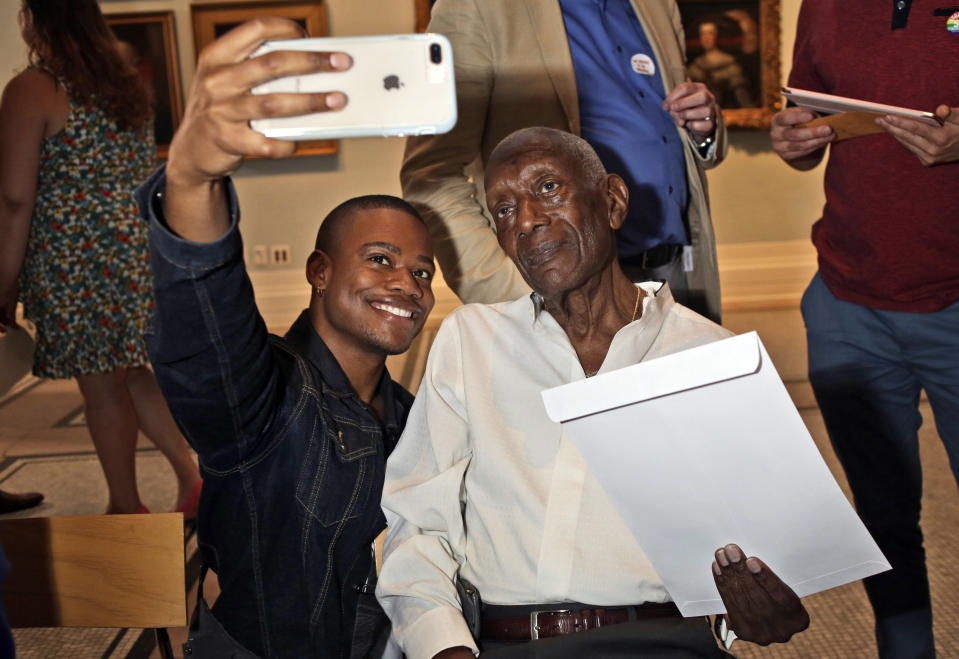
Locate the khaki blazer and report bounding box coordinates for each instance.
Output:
[402,0,726,320]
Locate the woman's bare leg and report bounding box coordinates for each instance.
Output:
[75,368,142,513]
[125,366,201,507]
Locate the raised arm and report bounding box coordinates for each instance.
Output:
[163,17,349,240]
[400,0,531,305]
[142,18,351,469]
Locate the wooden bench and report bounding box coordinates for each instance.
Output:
[0,513,187,657]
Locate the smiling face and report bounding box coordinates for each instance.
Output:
[484,133,627,300]
[308,207,435,359]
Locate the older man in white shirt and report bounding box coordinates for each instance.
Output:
[376,127,809,659]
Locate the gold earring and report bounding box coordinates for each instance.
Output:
[314,286,325,297]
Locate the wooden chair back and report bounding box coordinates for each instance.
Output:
[0,513,187,629]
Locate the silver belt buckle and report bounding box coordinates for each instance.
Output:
[529,608,570,640]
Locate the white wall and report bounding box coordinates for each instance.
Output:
[709,0,826,246]
[1,0,826,310]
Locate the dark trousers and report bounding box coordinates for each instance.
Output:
[479,616,729,658]
[619,249,710,321]
[802,273,959,659]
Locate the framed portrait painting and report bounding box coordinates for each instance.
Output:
[678,0,781,128]
[190,1,337,156]
[105,11,183,158]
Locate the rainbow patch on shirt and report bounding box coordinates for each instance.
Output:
[948,11,959,34]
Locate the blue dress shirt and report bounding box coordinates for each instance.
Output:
[560,0,689,258]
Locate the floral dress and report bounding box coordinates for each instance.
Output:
[19,93,156,378]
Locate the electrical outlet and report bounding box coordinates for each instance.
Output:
[253,245,268,265]
[270,245,291,265]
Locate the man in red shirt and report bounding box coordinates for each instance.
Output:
[770,2,959,657]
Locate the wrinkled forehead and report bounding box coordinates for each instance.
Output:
[485,141,574,192]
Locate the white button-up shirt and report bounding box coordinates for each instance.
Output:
[377,284,732,658]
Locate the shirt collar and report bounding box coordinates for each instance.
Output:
[283,310,404,433]
[529,280,669,326]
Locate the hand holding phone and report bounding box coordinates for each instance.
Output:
[162,18,351,242]
[167,18,351,189]
[249,35,457,140]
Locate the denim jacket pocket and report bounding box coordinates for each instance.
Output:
[295,400,378,528]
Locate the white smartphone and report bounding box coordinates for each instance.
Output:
[782,87,943,127]
[250,34,457,140]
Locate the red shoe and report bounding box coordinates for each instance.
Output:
[135,504,151,514]
[175,480,202,520]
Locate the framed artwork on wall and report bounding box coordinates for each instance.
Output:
[678,0,781,128]
[190,1,337,156]
[105,11,183,158]
[415,0,780,127]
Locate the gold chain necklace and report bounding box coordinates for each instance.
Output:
[630,285,642,322]
[585,287,642,377]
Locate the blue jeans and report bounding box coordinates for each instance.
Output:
[801,273,959,659]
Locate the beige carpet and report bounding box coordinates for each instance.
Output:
[0,308,956,657]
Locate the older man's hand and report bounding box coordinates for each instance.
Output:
[712,543,810,645]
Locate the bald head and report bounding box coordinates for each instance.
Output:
[482,126,630,300]
[486,127,607,190]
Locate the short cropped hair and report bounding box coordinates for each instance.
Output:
[488,127,608,184]
[314,195,425,255]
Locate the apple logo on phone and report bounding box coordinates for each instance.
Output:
[383,75,403,91]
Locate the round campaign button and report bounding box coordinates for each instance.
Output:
[948,11,959,34]
[630,53,656,76]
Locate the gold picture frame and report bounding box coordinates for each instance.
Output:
[416,0,780,127]
[190,1,337,157]
[678,0,782,129]
[105,11,184,159]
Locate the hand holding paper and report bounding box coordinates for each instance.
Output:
[770,107,834,169]
[878,104,959,166]
[712,543,809,645]
[541,332,890,620]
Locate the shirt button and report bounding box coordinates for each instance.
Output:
[661,136,668,144]
[896,0,905,8]
[668,185,673,194]
[616,45,623,52]
[638,90,645,98]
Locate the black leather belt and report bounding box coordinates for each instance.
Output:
[480,602,681,641]
[619,243,683,270]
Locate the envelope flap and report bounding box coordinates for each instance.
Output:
[541,332,762,423]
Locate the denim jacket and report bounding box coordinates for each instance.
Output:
[137,167,411,658]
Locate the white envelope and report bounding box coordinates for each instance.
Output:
[541,331,890,617]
